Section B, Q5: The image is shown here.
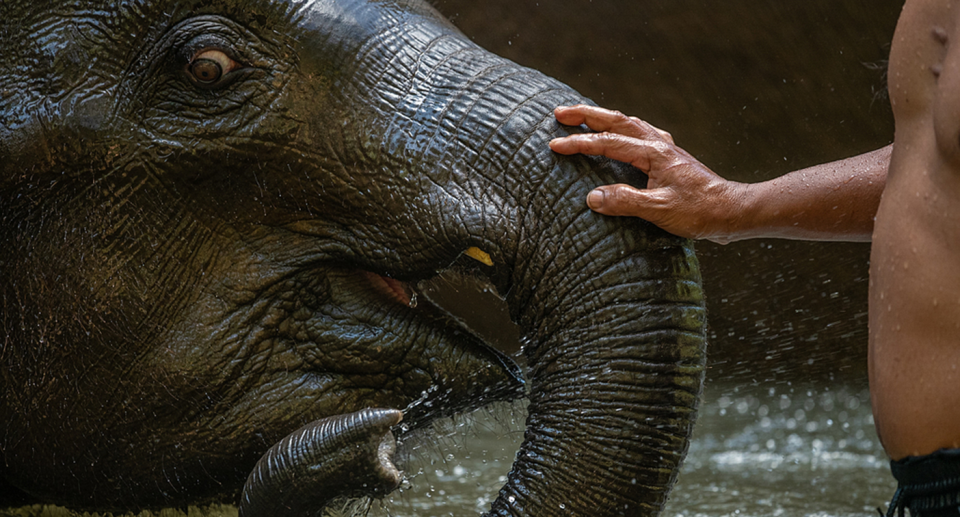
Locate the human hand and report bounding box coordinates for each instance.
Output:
[550,105,747,244]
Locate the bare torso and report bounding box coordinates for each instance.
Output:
[870,0,960,460]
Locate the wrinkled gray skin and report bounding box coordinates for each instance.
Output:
[239,408,404,516]
[0,0,707,515]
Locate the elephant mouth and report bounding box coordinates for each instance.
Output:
[362,270,416,307]
[356,267,525,428]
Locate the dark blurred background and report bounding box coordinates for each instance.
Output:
[430,0,903,386]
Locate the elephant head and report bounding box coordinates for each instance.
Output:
[0,0,707,515]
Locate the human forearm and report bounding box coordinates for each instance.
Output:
[731,145,890,242]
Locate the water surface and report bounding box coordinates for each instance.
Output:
[3,382,892,517]
[369,382,893,516]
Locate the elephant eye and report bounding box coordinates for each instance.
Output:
[187,49,239,84]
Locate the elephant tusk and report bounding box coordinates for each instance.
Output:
[464,247,493,266]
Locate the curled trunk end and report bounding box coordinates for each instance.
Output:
[239,408,403,517]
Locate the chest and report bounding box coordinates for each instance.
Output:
[889,0,960,164]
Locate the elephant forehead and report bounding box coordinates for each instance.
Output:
[0,0,435,68]
[295,0,455,34]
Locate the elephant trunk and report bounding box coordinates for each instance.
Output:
[478,151,706,516]
[382,45,708,517]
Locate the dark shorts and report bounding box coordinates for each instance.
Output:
[887,448,960,517]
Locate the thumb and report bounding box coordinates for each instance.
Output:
[586,184,670,219]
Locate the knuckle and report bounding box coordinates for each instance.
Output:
[650,139,674,155]
[609,184,642,209]
[597,131,627,147]
[627,116,648,133]
[587,132,611,147]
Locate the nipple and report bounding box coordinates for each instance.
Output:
[932,27,949,78]
[933,27,949,45]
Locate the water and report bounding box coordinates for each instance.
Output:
[2,383,892,517]
[367,405,527,516]
[370,382,893,517]
[665,383,894,517]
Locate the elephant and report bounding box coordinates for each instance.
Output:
[0,0,707,515]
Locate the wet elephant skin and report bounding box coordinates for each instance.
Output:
[0,1,705,516]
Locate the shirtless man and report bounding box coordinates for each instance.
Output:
[549,1,960,515]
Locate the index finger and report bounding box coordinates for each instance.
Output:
[554,105,664,141]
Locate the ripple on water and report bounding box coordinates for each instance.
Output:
[665,383,896,517]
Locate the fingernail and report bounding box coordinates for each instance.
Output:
[586,189,604,209]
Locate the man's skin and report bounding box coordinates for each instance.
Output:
[550,0,960,462]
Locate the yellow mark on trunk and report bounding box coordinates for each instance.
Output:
[464,247,493,266]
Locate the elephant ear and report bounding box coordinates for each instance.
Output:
[239,408,403,517]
